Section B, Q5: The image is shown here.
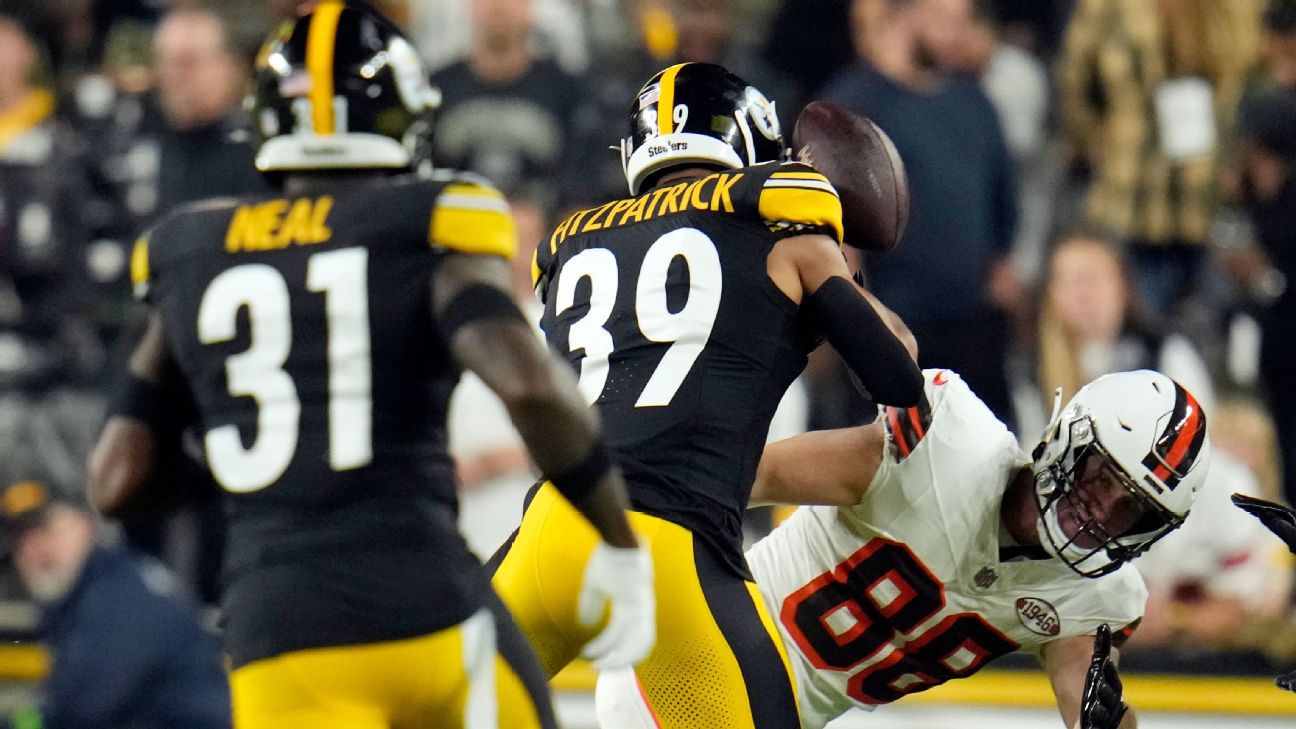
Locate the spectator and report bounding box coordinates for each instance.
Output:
[430,0,589,208]
[412,0,589,75]
[668,0,799,125]
[987,0,1072,59]
[1235,84,1296,506]
[821,0,1020,425]
[959,0,1048,162]
[1262,0,1296,87]
[1058,0,1262,318]
[0,481,229,729]
[1221,1,1296,507]
[150,5,266,215]
[1131,400,1293,651]
[959,0,1053,282]
[0,11,106,492]
[759,0,854,111]
[71,20,165,350]
[1020,231,1216,438]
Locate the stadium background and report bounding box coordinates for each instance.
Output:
[0,0,1294,725]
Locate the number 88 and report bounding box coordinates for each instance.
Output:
[780,538,1018,705]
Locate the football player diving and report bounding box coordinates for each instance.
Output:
[601,368,1212,729]
[87,3,654,728]
[490,61,923,729]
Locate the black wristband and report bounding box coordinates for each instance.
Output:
[547,440,614,504]
[439,284,528,342]
[804,277,923,407]
[107,374,168,429]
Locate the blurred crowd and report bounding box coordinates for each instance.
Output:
[1,0,1296,694]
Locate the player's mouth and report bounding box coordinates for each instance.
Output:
[1058,497,1104,550]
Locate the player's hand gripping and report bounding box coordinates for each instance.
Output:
[577,542,656,670]
[1080,625,1127,729]
[1231,493,1296,691]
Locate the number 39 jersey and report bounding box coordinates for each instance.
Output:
[746,370,1147,729]
[534,161,842,576]
[132,173,515,666]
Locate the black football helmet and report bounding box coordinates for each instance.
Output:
[621,62,786,195]
[250,1,441,172]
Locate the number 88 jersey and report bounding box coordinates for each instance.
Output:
[534,160,842,577]
[746,370,1147,729]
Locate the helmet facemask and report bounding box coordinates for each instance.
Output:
[1033,414,1186,578]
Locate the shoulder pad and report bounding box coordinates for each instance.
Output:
[128,201,225,302]
[429,178,517,259]
[754,161,844,244]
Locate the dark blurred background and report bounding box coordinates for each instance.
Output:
[0,0,1294,719]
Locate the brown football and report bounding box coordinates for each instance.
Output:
[792,101,909,252]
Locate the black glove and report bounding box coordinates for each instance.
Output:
[1232,494,1296,692]
[1231,493,1296,553]
[1081,624,1128,729]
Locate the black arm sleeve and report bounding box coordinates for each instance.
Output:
[804,277,923,407]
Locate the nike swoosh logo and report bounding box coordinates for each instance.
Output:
[933,370,948,385]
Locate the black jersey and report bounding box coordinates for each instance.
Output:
[534,161,844,575]
[133,173,516,665]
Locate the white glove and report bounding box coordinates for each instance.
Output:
[577,541,656,670]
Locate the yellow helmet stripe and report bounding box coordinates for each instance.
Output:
[656,63,688,136]
[306,2,345,135]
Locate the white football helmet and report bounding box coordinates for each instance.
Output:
[1032,370,1211,577]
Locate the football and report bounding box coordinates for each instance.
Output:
[792,101,909,253]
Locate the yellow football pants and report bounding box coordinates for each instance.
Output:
[492,483,800,729]
[230,599,555,729]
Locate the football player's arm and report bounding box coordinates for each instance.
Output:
[430,253,636,549]
[856,284,917,361]
[87,313,191,517]
[750,421,886,507]
[434,253,655,669]
[1041,632,1137,729]
[768,234,922,405]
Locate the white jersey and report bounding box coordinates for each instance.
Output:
[746,370,1147,729]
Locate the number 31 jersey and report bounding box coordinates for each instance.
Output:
[132,174,515,666]
[534,161,841,577]
[746,370,1146,729]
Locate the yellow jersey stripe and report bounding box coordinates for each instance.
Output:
[306,2,344,135]
[656,63,687,136]
[530,248,542,290]
[437,193,511,215]
[759,187,844,244]
[745,581,801,713]
[763,179,838,195]
[770,171,830,181]
[430,183,517,259]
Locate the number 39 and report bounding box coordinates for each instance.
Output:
[555,228,721,407]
